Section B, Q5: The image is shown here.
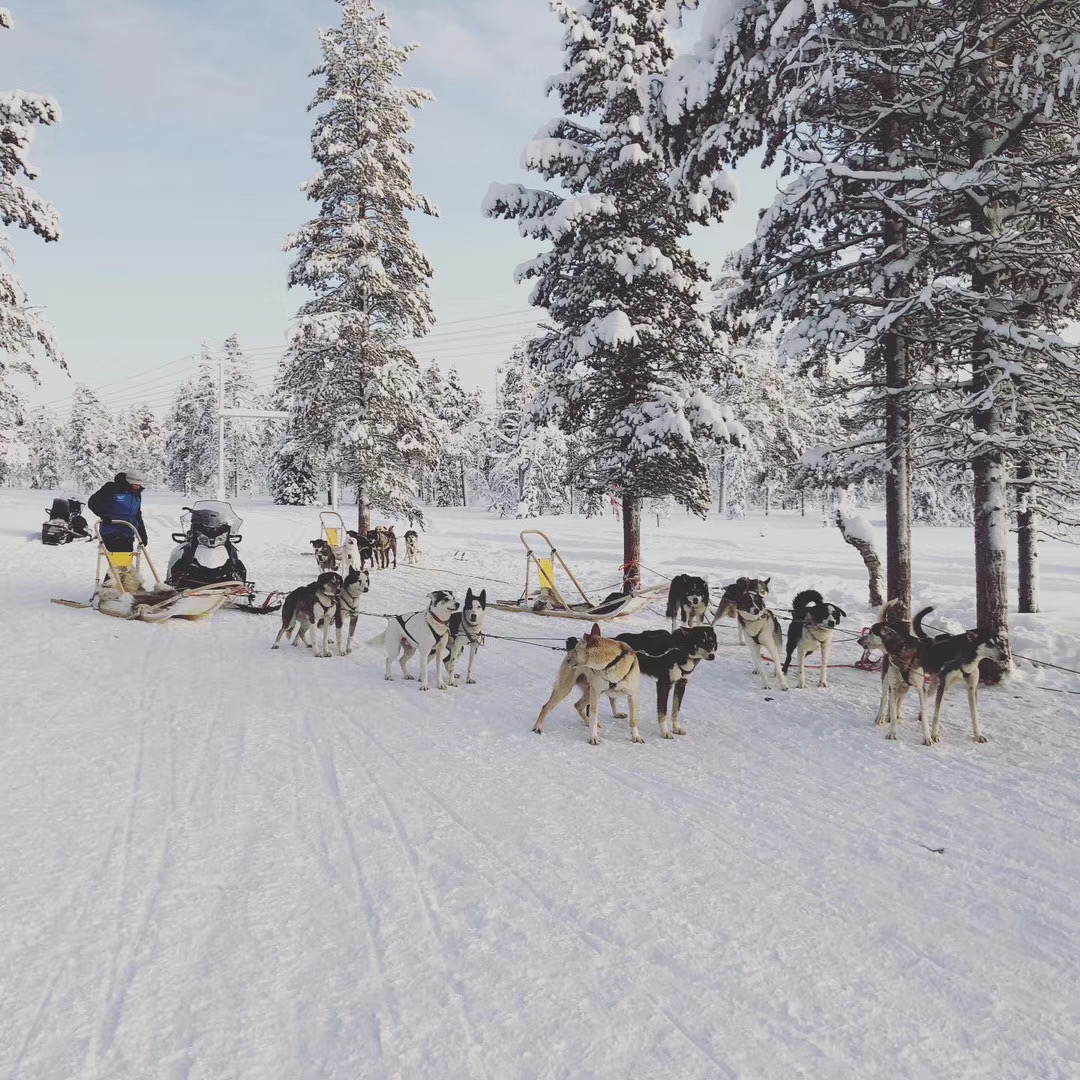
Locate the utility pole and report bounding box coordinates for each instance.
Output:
[216,352,226,500]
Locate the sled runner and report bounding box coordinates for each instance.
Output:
[53,521,245,621]
[491,530,667,621]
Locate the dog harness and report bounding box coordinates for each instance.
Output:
[600,645,636,688]
[395,609,450,649]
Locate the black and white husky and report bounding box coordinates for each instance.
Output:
[373,589,460,691]
[782,589,847,689]
[445,587,487,684]
[615,626,717,737]
[334,566,370,655]
[404,529,419,566]
[272,572,343,658]
[665,574,710,632]
[735,588,789,691]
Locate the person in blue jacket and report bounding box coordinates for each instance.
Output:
[87,469,149,553]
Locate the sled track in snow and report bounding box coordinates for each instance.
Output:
[338,717,742,1078]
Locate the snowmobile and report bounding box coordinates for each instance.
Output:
[51,520,241,621]
[41,497,91,546]
[166,501,281,614]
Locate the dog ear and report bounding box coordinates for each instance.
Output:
[465,587,474,604]
[587,622,602,640]
[478,589,486,607]
[835,606,847,618]
[763,577,771,588]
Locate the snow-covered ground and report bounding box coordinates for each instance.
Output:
[2,489,1078,1080]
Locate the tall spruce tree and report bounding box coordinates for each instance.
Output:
[658,0,949,621]
[222,333,262,496]
[1,9,64,471]
[277,0,439,530]
[25,405,62,488]
[66,385,117,492]
[484,0,743,589]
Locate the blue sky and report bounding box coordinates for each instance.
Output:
[6,0,775,415]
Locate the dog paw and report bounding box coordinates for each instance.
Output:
[886,732,898,740]
[613,711,628,719]
[404,674,416,681]
[975,734,988,743]
[632,734,646,744]
[588,736,600,746]
[466,677,476,685]
[923,737,935,746]
[533,725,543,735]
[662,732,674,740]
[419,685,430,692]
[384,674,393,681]
[673,726,686,736]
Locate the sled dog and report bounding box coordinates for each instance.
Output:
[666,574,710,633]
[532,623,642,745]
[404,529,419,566]
[334,566,371,655]
[444,588,487,684]
[860,601,933,742]
[712,576,771,644]
[783,589,847,689]
[914,614,1007,744]
[344,531,374,573]
[369,526,397,570]
[373,589,460,690]
[272,572,343,658]
[311,538,338,573]
[734,588,788,691]
[615,626,717,737]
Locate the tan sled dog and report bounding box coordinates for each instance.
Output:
[532,623,643,745]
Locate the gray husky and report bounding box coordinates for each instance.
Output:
[335,566,371,655]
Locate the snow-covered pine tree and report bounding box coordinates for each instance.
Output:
[125,403,166,487]
[164,361,216,495]
[658,0,954,619]
[222,333,263,496]
[66,384,117,492]
[164,380,197,494]
[25,405,62,488]
[269,434,321,505]
[911,4,1080,644]
[277,0,439,531]
[484,0,742,590]
[1,9,64,478]
[433,366,480,506]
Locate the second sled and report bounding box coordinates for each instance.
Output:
[491,530,667,621]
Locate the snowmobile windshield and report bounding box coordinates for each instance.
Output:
[180,501,243,545]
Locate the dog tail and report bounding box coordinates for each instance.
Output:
[664,577,681,619]
[367,630,386,648]
[790,589,824,617]
[912,606,935,640]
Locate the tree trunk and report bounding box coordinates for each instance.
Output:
[967,7,1010,680]
[356,484,371,534]
[1016,469,1039,613]
[717,447,727,515]
[836,509,885,607]
[622,495,641,594]
[800,490,805,517]
[460,459,467,507]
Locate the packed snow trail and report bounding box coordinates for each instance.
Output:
[2,492,1078,1079]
